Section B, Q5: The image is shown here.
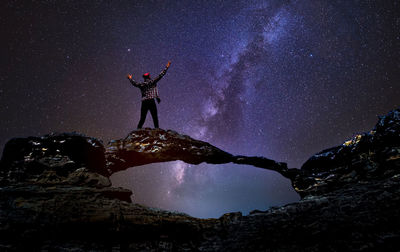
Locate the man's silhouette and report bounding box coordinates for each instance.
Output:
[127,61,171,129]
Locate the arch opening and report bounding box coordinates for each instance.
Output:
[110,160,299,219]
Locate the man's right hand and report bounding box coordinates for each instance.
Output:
[127,74,132,80]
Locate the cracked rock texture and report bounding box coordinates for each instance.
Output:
[0,108,399,251]
[106,129,289,177]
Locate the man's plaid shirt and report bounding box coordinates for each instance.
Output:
[129,67,169,100]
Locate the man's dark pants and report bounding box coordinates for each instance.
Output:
[137,98,159,129]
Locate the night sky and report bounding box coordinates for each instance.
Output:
[1,0,399,218]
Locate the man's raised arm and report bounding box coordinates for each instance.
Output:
[153,61,171,83]
[127,74,140,87]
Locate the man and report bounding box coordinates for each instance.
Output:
[127,61,171,129]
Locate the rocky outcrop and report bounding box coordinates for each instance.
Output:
[0,132,107,183]
[292,108,400,198]
[0,108,399,251]
[105,129,234,172]
[106,128,290,177]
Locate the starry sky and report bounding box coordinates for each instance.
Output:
[1,0,399,218]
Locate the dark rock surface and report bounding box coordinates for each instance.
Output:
[0,108,399,251]
[293,108,400,198]
[0,132,107,184]
[106,129,234,172]
[106,128,289,177]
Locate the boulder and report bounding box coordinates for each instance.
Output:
[0,132,107,185]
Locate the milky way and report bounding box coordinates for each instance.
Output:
[1,0,399,218]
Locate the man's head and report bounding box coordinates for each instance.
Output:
[143,72,151,80]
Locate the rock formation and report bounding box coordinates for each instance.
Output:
[106,128,290,177]
[0,108,399,251]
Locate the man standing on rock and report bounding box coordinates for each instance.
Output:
[127,61,171,129]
